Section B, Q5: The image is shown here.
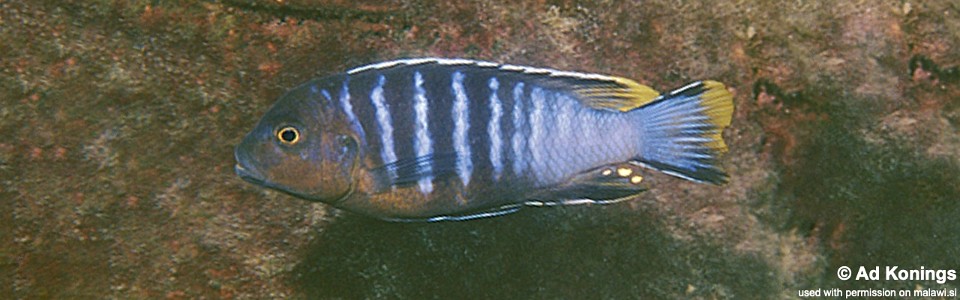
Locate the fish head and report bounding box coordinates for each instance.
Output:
[235,80,361,203]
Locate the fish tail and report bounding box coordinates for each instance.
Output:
[630,81,733,184]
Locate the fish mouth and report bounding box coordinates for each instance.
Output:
[234,161,338,203]
[234,142,268,187]
[235,163,267,186]
[234,163,294,196]
[233,145,356,204]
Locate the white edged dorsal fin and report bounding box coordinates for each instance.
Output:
[346,58,662,112]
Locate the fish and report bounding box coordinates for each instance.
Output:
[235,58,733,222]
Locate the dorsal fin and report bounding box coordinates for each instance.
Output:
[346,58,662,112]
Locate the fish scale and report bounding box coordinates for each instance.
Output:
[235,58,734,221]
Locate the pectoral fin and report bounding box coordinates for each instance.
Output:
[369,153,459,191]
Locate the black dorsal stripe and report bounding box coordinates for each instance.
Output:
[462,71,494,187]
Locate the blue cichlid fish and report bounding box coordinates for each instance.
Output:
[235,58,733,222]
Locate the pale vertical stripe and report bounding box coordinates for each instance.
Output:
[511,82,525,176]
[320,89,332,103]
[451,71,473,187]
[557,96,573,138]
[339,80,365,141]
[487,77,503,180]
[413,71,433,194]
[529,87,545,181]
[555,96,575,178]
[371,75,397,182]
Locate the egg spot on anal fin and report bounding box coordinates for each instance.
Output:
[526,162,648,206]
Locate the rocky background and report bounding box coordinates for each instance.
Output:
[3,0,958,298]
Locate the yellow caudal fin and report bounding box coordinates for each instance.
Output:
[630,81,734,184]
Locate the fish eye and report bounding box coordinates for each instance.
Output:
[276,126,300,145]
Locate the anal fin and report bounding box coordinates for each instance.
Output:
[527,163,648,206]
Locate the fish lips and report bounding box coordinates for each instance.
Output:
[234,163,266,186]
[234,144,274,188]
[233,157,296,197]
[234,148,341,203]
